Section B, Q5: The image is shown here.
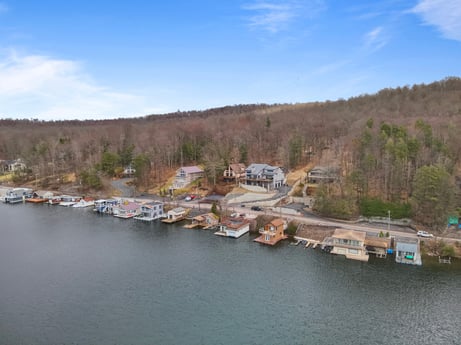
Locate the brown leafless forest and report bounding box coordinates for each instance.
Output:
[1,77,461,226]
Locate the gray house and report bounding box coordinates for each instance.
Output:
[242,163,285,191]
[395,237,422,266]
[307,166,338,184]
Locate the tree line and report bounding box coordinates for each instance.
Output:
[1,77,461,230]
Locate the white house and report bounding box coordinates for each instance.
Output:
[215,217,250,238]
[1,159,26,173]
[134,201,164,221]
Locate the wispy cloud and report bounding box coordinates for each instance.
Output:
[312,60,351,76]
[363,26,388,52]
[0,50,153,120]
[412,0,461,42]
[242,1,325,33]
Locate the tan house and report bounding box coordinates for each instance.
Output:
[223,163,246,182]
[254,218,288,245]
[323,229,369,262]
[364,235,391,258]
[171,166,204,190]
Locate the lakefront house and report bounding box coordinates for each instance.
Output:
[171,166,204,190]
[322,229,369,262]
[254,218,287,245]
[241,163,285,191]
[395,237,422,266]
[215,217,250,238]
[223,163,246,183]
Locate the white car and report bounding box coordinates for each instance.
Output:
[417,231,434,238]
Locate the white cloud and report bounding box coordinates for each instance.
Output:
[363,26,388,52]
[243,1,325,33]
[412,0,461,42]
[0,50,157,120]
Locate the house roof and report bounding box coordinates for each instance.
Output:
[246,163,269,174]
[332,229,366,242]
[170,207,185,213]
[229,163,246,172]
[221,217,250,230]
[364,236,390,249]
[181,166,203,173]
[193,213,218,222]
[119,201,141,211]
[268,218,285,228]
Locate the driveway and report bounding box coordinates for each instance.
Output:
[111,178,135,197]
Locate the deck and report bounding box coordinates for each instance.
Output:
[161,216,186,224]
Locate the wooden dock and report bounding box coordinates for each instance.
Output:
[184,223,200,229]
[438,256,451,264]
[161,216,186,224]
[304,240,320,249]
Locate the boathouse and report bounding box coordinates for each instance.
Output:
[134,201,164,221]
[395,237,422,266]
[162,207,188,223]
[323,229,369,262]
[254,218,288,245]
[215,217,250,238]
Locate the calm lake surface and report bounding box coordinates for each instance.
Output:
[1,203,461,345]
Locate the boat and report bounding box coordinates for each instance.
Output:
[2,188,33,204]
[93,199,118,214]
[48,196,62,205]
[26,191,54,203]
[72,198,95,208]
[59,195,81,207]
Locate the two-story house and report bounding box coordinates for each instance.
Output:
[172,166,204,190]
[241,163,285,191]
[307,166,339,184]
[134,201,164,221]
[254,218,287,245]
[323,229,369,262]
[223,163,246,183]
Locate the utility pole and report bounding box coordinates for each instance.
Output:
[388,210,391,231]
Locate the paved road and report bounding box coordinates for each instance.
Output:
[176,199,461,244]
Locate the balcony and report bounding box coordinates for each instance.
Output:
[259,228,275,235]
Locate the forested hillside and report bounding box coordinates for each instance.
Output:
[2,77,461,229]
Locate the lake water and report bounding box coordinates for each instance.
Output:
[1,203,460,345]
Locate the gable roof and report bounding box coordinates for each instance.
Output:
[181,166,203,174]
[332,229,366,242]
[229,163,246,172]
[268,218,285,228]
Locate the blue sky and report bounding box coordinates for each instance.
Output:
[0,0,460,120]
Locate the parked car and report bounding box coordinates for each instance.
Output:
[417,231,434,238]
[251,206,263,211]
